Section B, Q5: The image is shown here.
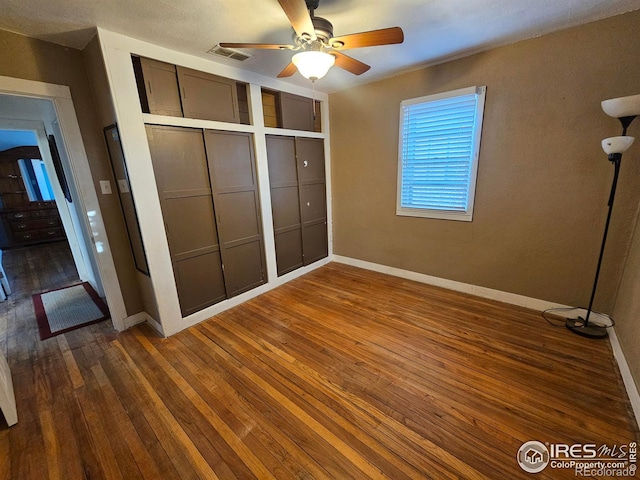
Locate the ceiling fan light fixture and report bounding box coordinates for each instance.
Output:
[292,51,335,80]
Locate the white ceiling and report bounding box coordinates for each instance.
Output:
[1,0,639,92]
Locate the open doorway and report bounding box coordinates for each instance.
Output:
[0,127,81,299]
[0,96,103,301]
[0,75,128,331]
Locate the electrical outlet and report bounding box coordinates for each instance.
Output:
[100,180,112,194]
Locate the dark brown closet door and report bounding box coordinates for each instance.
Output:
[176,67,240,123]
[139,58,183,117]
[266,135,304,276]
[296,138,328,265]
[204,130,265,297]
[146,125,226,316]
[280,93,314,132]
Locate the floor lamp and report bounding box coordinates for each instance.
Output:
[566,93,640,339]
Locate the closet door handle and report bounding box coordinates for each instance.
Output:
[303,160,308,167]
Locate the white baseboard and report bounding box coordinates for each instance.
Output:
[608,328,640,429]
[122,311,149,329]
[122,311,164,336]
[332,254,639,429]
[332,255,571,312]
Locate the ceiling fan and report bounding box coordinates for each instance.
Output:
[220,0,404,80]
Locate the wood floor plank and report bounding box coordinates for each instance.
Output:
[171,328,333,479]
[211,312,482,480]
[1,244,637,479]
[191,325,392,479]
[99,349,194,480]
[90,363,165,480]
[38,407,61,480]
[131,329,277,479]
[111,340,222,480]
[147,328,309,479]
[0,429,10,480]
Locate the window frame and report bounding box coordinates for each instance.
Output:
[396,85,486,222]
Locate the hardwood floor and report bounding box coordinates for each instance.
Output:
[0,248,637,479]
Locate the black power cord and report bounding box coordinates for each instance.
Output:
[542,307,615,330]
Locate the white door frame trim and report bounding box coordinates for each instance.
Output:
[0,75,127,331]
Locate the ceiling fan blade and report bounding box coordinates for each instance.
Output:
[277,62,298,78]
[278,0,317,41]
[331,51,371,75]
[330,27,404,49]
[219,42,294,50]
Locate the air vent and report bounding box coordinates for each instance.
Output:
[207,45,252,61]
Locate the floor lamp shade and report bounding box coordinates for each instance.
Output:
[602,136,634,155]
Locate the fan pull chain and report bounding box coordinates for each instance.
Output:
[312,79,317,121]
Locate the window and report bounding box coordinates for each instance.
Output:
[397,86,486,221]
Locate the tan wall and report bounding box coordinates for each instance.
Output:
[0,28,143,315]
[81,36,145,317]
[613,207,640,385]
[330,11,640,311]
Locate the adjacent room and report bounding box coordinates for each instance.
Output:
[1,0,640,477]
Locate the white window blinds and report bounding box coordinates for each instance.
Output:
[397,86,486,221]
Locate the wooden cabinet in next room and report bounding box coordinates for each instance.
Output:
[146,125,266,317]
[266,135,327,276]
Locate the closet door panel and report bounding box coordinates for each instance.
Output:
[266,135,304,276]
[146,125,227,315]
[204,130,266,297]
[295,137,328,266]
[221,242,265,295]
[162,196,218,256]
[177,67,239,123]
[302,222,328,265]
[274,228,304,275]
[148,127,211,192]
[215,191,261,241]
[295,138,325,183]
[299,183,326,224]
[208,137,255,188]
[175,253,226,315]
[267,136,298,184]
[271,186,301,230]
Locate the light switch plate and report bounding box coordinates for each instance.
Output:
[100,180,112,194]
[117,179,130,193]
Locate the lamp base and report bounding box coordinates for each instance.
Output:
[566,317,608,339]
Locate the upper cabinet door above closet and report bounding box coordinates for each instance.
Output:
[137,58,183,117]
[177,67,240,123]
[280,93,314,132]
